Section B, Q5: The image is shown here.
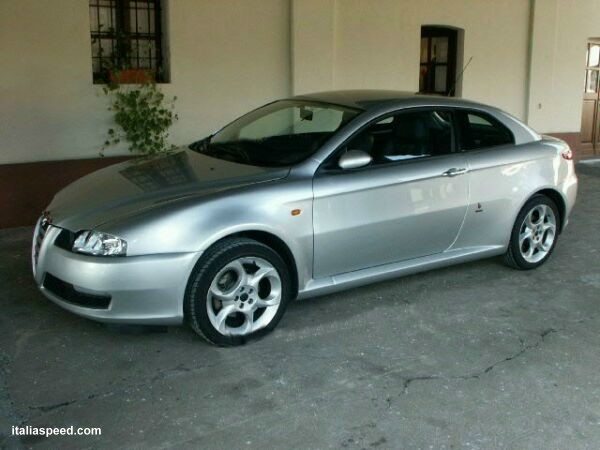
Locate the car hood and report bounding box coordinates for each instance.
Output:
[47,148,290,230]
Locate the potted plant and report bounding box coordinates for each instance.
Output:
[108,68,155,85]
[100,79,178,157]
[96,32,178,156]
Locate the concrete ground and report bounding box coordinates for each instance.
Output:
[1,164,599,450]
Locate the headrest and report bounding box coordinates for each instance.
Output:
[395,116,427,140]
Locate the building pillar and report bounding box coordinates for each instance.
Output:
[526,0,560,132]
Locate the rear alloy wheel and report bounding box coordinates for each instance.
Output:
[185,238,291,346]
[504,195,560,270]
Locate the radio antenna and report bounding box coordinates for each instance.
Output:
[448,56,473,97]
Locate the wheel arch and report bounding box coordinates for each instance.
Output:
[532,188,566,233]
[200,230,300,300]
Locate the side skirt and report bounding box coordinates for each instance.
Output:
[297,245,505,300]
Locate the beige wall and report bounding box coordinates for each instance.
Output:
[0,0,291,164]
[333,0,531,120]
[291,0,336,94]
[527,0,600,133]
[292,0,531,119]
[2,0,599,164]
[293,0,600,136]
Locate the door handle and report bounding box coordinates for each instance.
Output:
[442,167,468,177]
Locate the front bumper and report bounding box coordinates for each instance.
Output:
[33,225,201,325]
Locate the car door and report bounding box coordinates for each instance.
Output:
[450,109,523,249]
[312,109,469,278]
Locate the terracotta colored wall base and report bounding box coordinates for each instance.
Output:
[1,157,130,229]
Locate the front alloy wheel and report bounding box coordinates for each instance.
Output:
[207,257,282,336]
[185,237,291,346]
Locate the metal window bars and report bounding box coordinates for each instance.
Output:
[89,0,165,83]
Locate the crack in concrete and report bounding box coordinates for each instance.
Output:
[401,328,559,394]
[1,326,570,450]
[31,400,77,413]
[24,360,231,419]
[149,327,566,449]
[24,328,561,419]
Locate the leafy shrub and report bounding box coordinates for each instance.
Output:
[101,78,178,156]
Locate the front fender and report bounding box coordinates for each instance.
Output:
[102,178,314,291]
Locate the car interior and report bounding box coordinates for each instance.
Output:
[344,110,454,166]
[207,108,514,169]
[330,109,516,170]
[456,112,514,150]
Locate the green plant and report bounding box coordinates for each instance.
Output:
[101,82,178,156]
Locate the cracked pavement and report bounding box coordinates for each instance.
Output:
[1,164,599,449]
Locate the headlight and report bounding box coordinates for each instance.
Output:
[73,231,127,256]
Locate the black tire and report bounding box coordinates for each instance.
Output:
[184,237,291,346]
[504,194,560,270]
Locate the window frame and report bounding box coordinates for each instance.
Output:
[453,108,515,152]
[194,99,363,167]
[89,0,167,84]
[419,26,458,96]
[317,106,460,175]
[584,41,600,93]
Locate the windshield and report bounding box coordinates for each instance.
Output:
[190,100,362,167]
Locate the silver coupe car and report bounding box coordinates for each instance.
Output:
[32,90,578,345]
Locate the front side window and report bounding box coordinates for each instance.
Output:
[332,109,454,168]
[456,111,514,150]
[89,0,167,83]
[191,101,361,167]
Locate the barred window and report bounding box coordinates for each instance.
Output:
[89,0,167,83]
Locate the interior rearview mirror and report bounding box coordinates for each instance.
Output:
[338,149,372,170]
[299,107,313,121]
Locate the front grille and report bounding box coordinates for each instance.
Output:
[43,273,112,309]
[33,217,51,266]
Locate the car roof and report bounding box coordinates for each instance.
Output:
[293,89,491,111]
[291,89,540,148]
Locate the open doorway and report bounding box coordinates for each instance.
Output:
[581,39,600,157]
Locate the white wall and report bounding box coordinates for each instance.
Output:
[291,0,336,94]
[293,0,600,135]
[2,0,598,164]
[527,0,600,133]
[1,1,104,164]
[308,0,531,120]
[167,0,291,148]
[0,0,291,164]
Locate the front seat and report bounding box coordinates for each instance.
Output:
[380,116,430,159]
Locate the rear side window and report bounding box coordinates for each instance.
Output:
[456,111,514,150]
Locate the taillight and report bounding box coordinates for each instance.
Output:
[561,148,573,160]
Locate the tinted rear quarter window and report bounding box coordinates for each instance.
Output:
[457,111,514,150]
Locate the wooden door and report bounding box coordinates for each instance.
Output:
[581,41,600,156]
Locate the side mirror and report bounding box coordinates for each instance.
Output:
[338,149,372,170]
